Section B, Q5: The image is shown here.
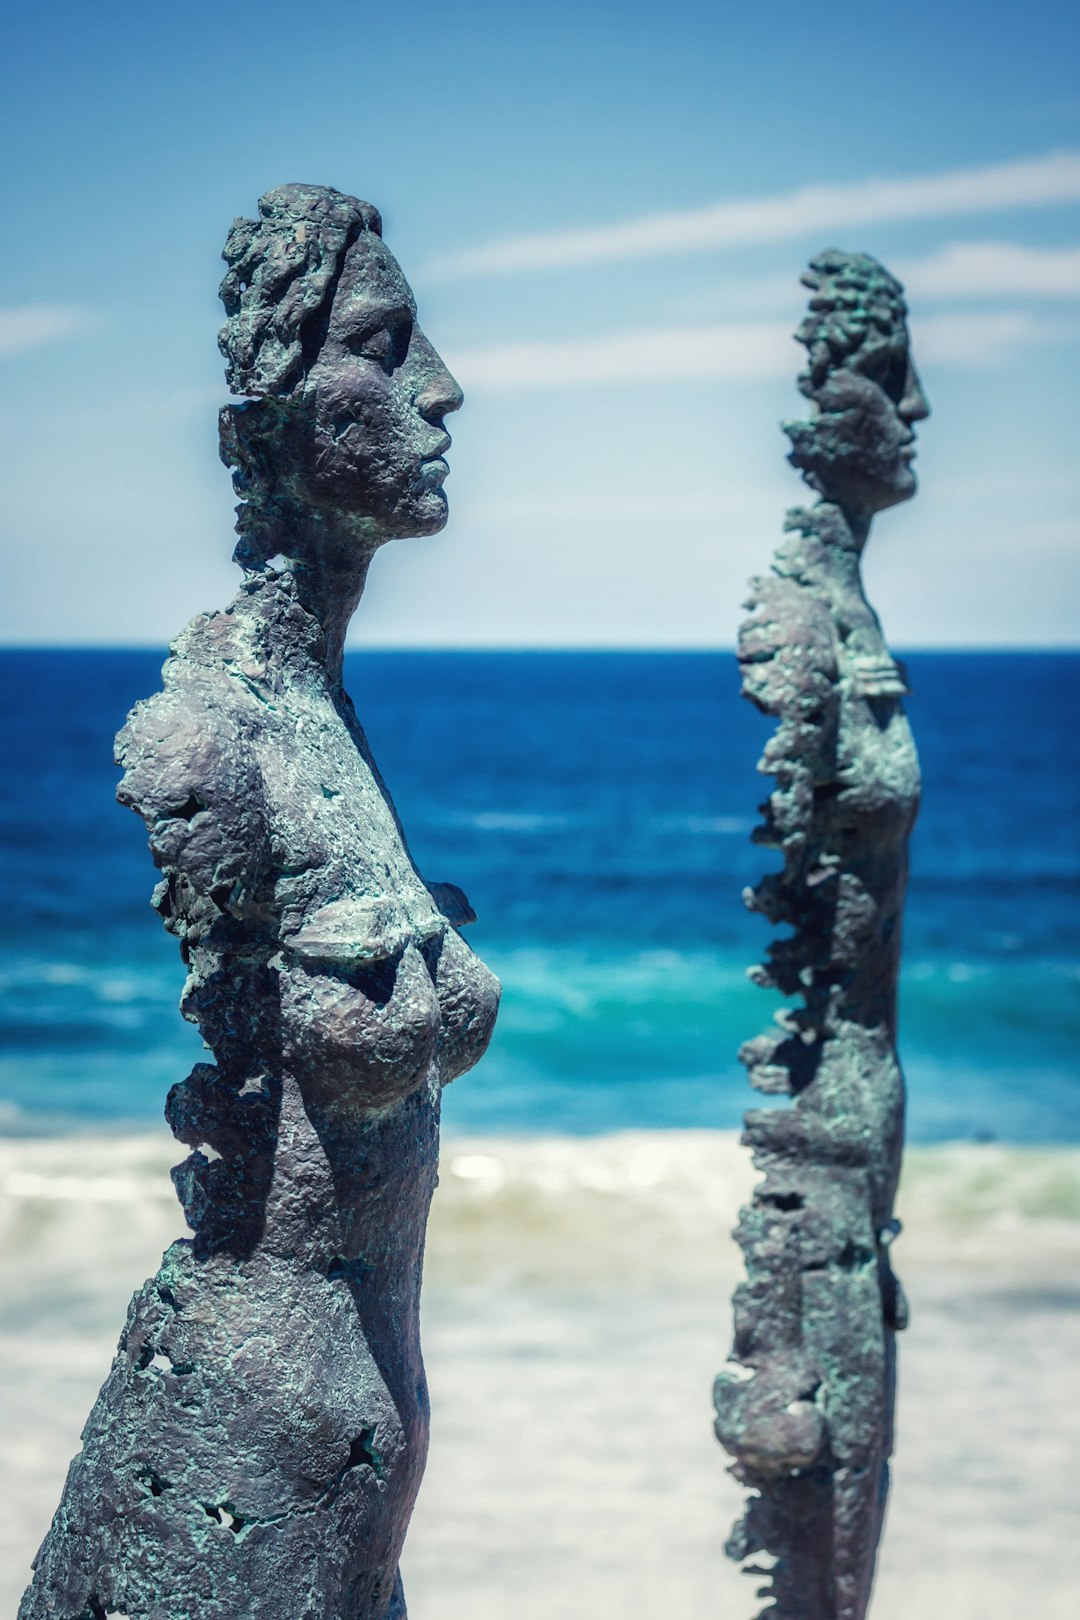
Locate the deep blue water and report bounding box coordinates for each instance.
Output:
[0,649,1077,1141]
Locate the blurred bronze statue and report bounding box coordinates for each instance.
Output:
[714,249,929,1620]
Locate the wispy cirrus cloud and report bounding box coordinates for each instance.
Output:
[0,305,96,357]
[449,310,1070,394]
[671,241,1080,319]
[426,151,1080,280]
[447,322,791,391]
[899,240,1080,299]
[912,309,1070,363]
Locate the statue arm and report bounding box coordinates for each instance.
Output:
[738,569,839,893]
[115,685,273,937]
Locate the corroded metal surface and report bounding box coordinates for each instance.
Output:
[714,250,929,1620]
[21,185,499,1620]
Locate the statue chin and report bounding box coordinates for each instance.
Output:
[787,436,917,517]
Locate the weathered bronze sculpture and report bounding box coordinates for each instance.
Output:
[21,184,499,1620]
[713,250,928,1620]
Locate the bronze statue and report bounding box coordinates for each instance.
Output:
[714,249,929,1620]
[21,184,499,1620]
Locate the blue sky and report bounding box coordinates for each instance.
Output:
[2,0,1078,646]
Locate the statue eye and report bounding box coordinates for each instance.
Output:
[347,318,413,373]
[863,345,908,405]
[882,353,908,404]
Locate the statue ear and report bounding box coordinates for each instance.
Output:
[218,399,294,569]
[219,399,275,487]
[782,417,824,495]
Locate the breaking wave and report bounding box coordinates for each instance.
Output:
[3,1132,1078,1299]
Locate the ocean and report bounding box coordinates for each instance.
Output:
[0,647,1076,1144]
[3,648,1080,1618]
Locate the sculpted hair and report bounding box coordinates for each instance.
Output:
[219,183,382,398]
[795,248,909,399]
[217,183,382,567]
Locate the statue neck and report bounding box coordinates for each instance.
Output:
[776,500,884,639]
[818,504,870,612]
[816,500,872,556]
[238,526,379,690]
[287,532,377,689]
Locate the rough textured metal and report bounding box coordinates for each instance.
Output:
[21,184,499,1620]
[713,249,929,1620]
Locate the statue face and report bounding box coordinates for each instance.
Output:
[290,232,463,539]
[787,332,929,515]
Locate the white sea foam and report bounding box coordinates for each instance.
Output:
[651,813,753,835]
[2,1131,1078,1296]
[40,963,89,986]
[97,977,144,1003]
[450,810,572,832]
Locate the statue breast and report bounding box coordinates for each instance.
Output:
[252,677,499,1107]
[830,645,921,856]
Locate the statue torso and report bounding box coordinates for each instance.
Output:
[117,573,499,1138]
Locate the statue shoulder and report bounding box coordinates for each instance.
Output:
[115,634,270,901]
[116,651,259,815]
[737,570,838,723]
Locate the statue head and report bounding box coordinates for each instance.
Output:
[783,249,929,518]
[218,183,463,570]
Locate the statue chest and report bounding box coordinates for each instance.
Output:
[249,688,499,1097]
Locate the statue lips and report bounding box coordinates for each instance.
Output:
[416,458,449,488]
[415,435,452,493]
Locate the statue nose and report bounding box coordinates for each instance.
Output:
[412,333,464,421]
[899,361,930,424]
[416,370,464,421]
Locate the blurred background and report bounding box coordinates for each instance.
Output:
[1,2,1078,1616]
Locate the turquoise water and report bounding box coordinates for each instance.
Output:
[0,650,1077,1142]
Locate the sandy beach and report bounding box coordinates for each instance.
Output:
[3,1130,1078,1618]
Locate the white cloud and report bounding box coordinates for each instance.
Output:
[467,489,776,524]
[426,150,1080,280]
[667,242,1080,320]
[0,305,95,356]
[898,241,1080,299]
[448,322,794,392]
[450,311,1070,393]
[912,310,1070,364]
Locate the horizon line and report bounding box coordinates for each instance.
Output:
[2,643,1078,657]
